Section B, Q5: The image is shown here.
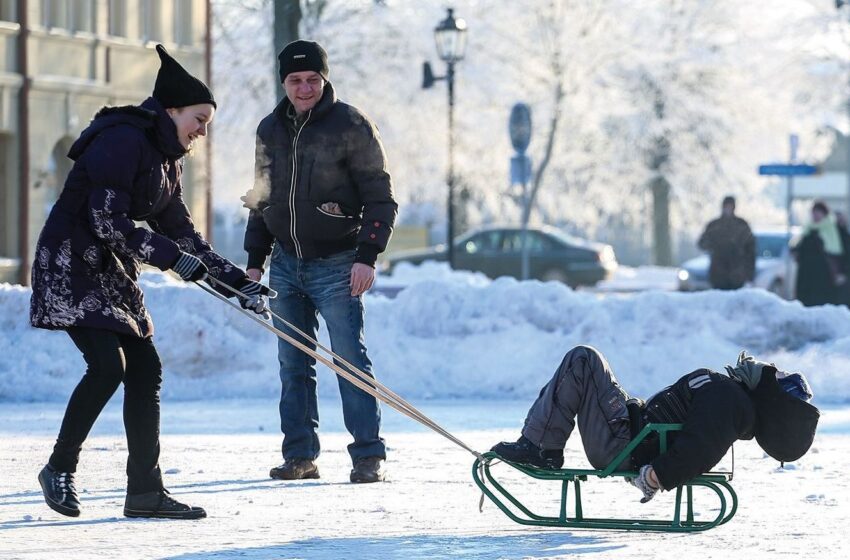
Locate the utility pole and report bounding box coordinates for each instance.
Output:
[273,0,302,102]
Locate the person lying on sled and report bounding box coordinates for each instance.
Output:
[491,345,819,503]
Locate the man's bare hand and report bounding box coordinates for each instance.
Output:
[350,263,375,296]
[246,268,263,282]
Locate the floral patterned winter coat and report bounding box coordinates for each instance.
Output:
[30,97,243,338]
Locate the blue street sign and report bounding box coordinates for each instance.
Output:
[510,154,532,185]
[509,103,532,154]
[758,164,819,176]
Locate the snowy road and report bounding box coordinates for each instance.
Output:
[1,399,848,560]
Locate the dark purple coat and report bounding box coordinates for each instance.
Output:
[30,97,244,338]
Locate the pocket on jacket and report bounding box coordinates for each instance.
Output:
[310,206,359,241]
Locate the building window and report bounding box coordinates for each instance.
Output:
[70,0,94,33]
[108,0,126,37]
[0,0,16,22]
[174,0,194,46]
[42,0,68,29]
[41,0,95,32]
[142,0,163,42]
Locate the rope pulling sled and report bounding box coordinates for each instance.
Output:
[199,276,738,532]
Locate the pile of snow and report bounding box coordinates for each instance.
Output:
[591,265,680,292]
[2,264,849,403]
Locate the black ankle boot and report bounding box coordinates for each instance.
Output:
[38,464,80,517]
[491,436,564,469]
[124,490,206,520]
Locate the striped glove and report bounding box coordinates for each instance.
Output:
[630,464,661,503]
[171,251,208,282]
[235,277,276,319]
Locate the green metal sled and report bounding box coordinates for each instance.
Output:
[473,423,737,532]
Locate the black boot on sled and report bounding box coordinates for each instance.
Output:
[491,436,564,470]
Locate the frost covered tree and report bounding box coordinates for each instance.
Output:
[210,0,847,264]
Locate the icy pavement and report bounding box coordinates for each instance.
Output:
[1,399,849,560]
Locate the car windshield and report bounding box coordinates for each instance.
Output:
[755,234,788,259]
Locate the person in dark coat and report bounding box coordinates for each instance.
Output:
[30,45,271,520]
[241,41,397,484]
[491,346,819,502]
[697,196,756,290]
[794,201,849,307]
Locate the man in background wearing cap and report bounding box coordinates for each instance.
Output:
[697,196,756,290]
[242,40,397,484]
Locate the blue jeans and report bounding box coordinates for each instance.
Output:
[268,245,385,463]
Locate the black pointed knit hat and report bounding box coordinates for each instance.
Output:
[152,44,216,109]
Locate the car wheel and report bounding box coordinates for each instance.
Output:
[541,268,570,284]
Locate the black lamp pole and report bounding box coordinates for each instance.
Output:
[446,60,456,269]
[423,8,467,269]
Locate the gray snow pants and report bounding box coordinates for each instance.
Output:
[522,345,633,470]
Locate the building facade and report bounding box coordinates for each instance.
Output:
[0,0,212,285]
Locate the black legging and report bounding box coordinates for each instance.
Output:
[49,327,164,494]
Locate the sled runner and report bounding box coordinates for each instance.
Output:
[474,423,738,532]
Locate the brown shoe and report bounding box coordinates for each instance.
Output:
[269,459,320,480]
[350,457,386,483]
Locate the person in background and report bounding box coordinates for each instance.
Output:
[30,45,271,520]
[794,201,850,306]
[697,195,756,290]
[242,40,397,484]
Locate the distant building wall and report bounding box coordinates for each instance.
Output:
[0,0,211,285]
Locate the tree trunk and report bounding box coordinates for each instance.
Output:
[650,174,673,266]
[274,0,302,101]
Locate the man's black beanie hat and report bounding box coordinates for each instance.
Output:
[278,40,329,82]
[153,44,216,109]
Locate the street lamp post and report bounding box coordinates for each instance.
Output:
[423,8,467,269]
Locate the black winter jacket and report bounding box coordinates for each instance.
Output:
[243,83,397,269]
[632,370,756,490]
[30,98,245,338]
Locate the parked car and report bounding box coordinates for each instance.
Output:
[383,226,618,287]
[677,230,797,298]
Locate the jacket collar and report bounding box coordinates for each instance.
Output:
[140,97,188,159]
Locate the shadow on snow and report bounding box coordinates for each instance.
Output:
[162,533,626,560]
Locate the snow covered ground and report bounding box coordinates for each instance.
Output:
[2,264,850,558]
[1,398,848,560]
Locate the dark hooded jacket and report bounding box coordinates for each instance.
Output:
[794,229,849,307]
[631,370,757,490]
[242,82,397,269]
[29,97,244,338]
[698,215,756,290]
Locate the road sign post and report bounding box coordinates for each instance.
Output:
[509,103,534,280]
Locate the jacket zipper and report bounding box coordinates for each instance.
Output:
[289,110,312,259]
[136,166,168,220]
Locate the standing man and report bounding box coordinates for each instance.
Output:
[697,196,755,290]
[242,40,397,483]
